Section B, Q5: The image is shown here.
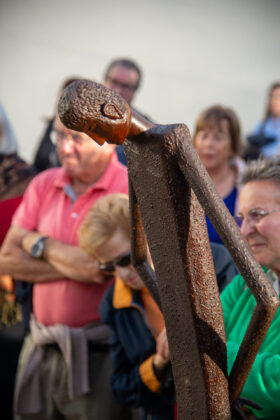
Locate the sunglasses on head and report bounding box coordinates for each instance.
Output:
[98,252,131,273]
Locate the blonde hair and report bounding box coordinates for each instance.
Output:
[79,193,130,258]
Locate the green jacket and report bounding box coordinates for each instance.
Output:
[221,268,280,419]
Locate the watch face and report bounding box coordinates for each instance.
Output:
[31,243,42,258]
[31,237,46,258]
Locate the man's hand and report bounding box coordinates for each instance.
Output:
[37,233,107,284]
[22,230,107,284]
[0,226,60,282]
[0,226,108,284]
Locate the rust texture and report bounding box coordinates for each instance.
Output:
[58,80,280,419]
[58,79,153,145]
[124,126,230,419]
[173,126,280,405]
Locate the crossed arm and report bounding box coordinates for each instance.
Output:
[0,225,104,284]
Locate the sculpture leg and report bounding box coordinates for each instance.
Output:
[128,177,161,307]
[124,126,231,420]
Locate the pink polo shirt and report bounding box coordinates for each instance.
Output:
[12,155,128,327]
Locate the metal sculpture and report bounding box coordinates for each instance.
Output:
[58,80,279,419]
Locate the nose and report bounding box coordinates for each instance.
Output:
[113,84,125,98]
[240,219,255,238]
[116,265,132,280]
[107,80,123,95]
[204,134,215,146]
[58,137,75,154]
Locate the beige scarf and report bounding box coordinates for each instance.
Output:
[14,314,110,415]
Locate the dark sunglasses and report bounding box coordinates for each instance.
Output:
[99,252,131,273]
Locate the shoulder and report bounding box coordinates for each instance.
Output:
[221,272,245,302]
[210,242,238,291]
[104,154,128,193]
[28,167,64,189]
[12,154,33,173]
[109,153,127,175]
[211,242,232,265]
[131,107,154,124]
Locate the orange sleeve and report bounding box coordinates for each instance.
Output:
[139,354,161,393]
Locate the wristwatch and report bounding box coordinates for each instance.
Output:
[30,236,48,259]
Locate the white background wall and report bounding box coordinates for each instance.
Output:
[1,0,279,162]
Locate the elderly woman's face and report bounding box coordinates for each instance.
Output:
[194,119,233,172]
[239,180,280,273]
[96,229,144,291]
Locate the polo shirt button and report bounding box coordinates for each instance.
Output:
[72,212,78,218]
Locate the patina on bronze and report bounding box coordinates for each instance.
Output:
[58,80,279,420]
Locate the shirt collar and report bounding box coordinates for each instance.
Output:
[113,278,133,309]
[53,151,119,194]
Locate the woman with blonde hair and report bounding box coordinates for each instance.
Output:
[79,193,174,420]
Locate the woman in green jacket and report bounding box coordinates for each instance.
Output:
[221,156,280,419]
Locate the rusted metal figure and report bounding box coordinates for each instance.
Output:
[58,80,279,420]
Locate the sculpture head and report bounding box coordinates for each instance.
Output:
[58,79,131,145]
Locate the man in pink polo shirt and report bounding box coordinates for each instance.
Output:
[0,115,130,419]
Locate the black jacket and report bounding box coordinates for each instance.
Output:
[99,279,174,420]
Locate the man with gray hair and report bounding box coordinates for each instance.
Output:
[0,113,130,420]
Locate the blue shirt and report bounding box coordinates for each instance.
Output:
[254,117,280,157]
[206,187,237,244]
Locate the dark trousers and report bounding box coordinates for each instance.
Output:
[0,322,26,420]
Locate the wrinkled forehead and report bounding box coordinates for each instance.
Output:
[53,115,79,135]
[240,180,280,209]
[53,114,91,142]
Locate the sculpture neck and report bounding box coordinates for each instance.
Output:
[129,109,155,137]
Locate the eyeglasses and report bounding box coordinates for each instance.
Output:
[235,208,279,227]
[106,77,137,92]
[50,129,84,146]
[98,252,131,273]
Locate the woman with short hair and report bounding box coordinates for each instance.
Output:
[79,193,174,420]
[193,104,245,243]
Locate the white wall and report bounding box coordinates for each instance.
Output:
[1,0,279,161]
